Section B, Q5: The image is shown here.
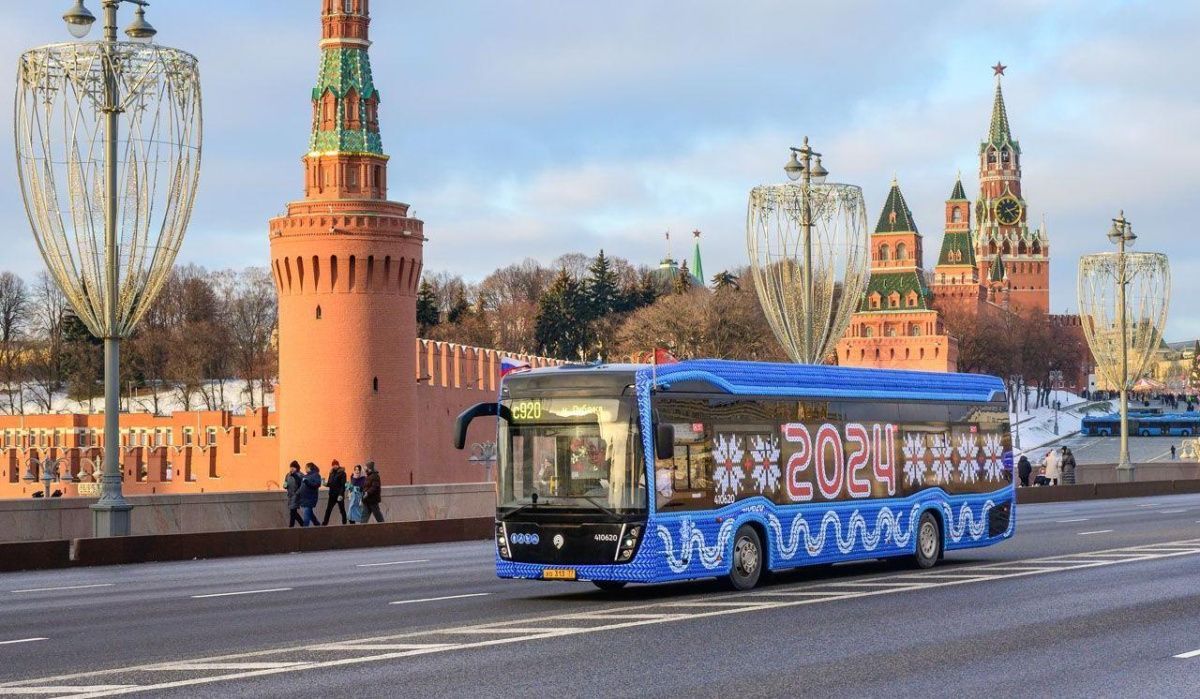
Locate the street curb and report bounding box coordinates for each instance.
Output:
[1016,479,1200,504]
[1,518,493,573]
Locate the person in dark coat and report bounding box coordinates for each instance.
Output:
[361,461,384,523]
[322,459,348,525]
[284,461,304,527]
[1061,447,1077,485]
[298,462,322,527]
[1017,454,1032,487]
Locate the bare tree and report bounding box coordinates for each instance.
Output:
[0,272,29,414]
[26,273,67,411]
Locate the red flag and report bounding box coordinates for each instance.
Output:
[653,348,679,365]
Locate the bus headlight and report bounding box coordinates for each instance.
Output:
[616,525,642,562]
[496,522,511,560]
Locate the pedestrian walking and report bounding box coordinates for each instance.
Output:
[362,461,384,523]
[298,462,322,527]
[284,461,304,528]
[1171,444,1177,460]
[347,464,366,524]
[322,459,348,525]
[1043,449,1061,486]
[1017,454,1032,487]
[1061,447,1076,486]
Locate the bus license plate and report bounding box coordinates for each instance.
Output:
[542,569,576,580]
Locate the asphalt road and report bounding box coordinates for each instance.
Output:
[1,495,1199,697]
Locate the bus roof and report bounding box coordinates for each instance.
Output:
[514,359,1006,404]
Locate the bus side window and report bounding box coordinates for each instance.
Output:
[654,424,713,511]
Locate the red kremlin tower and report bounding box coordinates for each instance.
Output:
[269,0,425,478]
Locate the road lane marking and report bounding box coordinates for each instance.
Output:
[190,588,292,599]
[1077,530,1114,535]
[11,584,113,594]
[1158,509,1187,514]
[389,593,491,605]
[0,638,47,646]
[6,538,1200,697]
[1174,648,1200,659]
[1055,518,1090,523]
[151,662,304,671]
[0,687,137,695]
[355,559,429,568]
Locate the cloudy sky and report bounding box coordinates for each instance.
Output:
[0,1,1195,337]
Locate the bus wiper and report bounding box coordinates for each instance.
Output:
[552,494,620,518]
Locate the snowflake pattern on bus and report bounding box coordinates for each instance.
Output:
[713,433,746,502]
[956,434,980,483]
[748,435,781,494]
[930,434,954,483]
[981,433,1005,480]
[902,433,927,486]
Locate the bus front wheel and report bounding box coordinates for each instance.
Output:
[914,512,942,569]
[725,524,764,591]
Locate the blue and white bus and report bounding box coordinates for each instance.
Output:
[454,360,1014,591]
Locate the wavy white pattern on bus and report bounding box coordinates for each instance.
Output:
[657,499,1001,573]
[767,503,924,559]
[657,519,736,573]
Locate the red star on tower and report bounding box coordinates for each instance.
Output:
[992,62,1007,76]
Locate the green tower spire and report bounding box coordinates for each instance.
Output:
[874,178,919,234]
[309,46,383,156]
[690,230,704,286]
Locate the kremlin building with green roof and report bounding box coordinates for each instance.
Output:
[836,66,1056,372]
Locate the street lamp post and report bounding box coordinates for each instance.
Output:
[1108,212,1136,481]
[784,138,829,360]
[1009,374,1022,451]
[15,1,202,536]
[746,138,868,366]
[1050,369,1064,435]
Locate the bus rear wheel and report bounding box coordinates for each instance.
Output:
[913,512,941,569]
[725,525,764,590]
[592,580,627,591]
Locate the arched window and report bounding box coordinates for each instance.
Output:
[878,244,890,261]
[864,327,874,338]
[1032,241,1042,256]
[910,323,921,336]
[895,243,908,260]
[1001,148,1010,163]
[1002,241,1012,255]
[372,376,378,392]
[951,207,962,223]
[1018,240,1028,255]
[316,305,322,320]
[988,241,998,256]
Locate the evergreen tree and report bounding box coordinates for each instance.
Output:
[446,286,471,324]
[416,280,440,334]
[534,269,589,358]
[712,271,740,291]
[584,250,620,320]
[672,263,693,295]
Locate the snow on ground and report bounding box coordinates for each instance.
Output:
[1,380,275,417]
[1011,389,1105,459]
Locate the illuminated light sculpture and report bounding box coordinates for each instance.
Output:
[14,1,202,535]
[1077,211,1170,482]
[746,138,870,364]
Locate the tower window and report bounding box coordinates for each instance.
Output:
[316,305,322,320]
[878,244,890,261]
[895,243,907,260]
[372,377,379,392]
[951,207,962,223]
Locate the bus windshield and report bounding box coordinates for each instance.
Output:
[498,395,645,516]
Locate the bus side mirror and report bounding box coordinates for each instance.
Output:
[654,423,675,461]
[454,402,503,450]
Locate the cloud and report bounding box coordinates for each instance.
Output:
[0,0,1196,341]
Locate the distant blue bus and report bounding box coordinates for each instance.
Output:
[454,360,1015,591]
[1082,413,1200,437]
